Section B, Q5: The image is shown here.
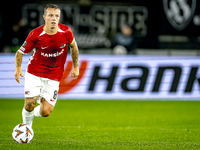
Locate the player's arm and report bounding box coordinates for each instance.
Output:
[14,30,35,83]
[70,40,79,80]
[14,51,24,83]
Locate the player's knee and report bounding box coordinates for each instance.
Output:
[40,98,54,117]
[40,108,52,117]
[40,104,53,117]
[25,98,36,112]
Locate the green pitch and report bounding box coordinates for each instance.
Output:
[0,99,200,150]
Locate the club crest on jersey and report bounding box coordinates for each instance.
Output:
[60,44,66,48]
[163,0,196,31]
[25,91,30,95]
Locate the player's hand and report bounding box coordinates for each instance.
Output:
[14,67,24,83]
[71,67,79,80]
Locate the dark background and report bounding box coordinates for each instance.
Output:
[0,0,199,52]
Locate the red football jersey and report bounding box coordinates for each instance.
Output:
[18,23,74,81]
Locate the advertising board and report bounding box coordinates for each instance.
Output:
[0,54,199,100]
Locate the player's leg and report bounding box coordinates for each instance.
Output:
[24,97,37,111]
[34,79,59,117]
[23,72,42,127]
[22,97,37,127]
[34,98,54,117]
[34,105,42,117]
[40,98,54,117]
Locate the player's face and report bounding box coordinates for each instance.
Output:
[44,8,60,29]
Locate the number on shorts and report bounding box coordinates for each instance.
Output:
[53,90,58,99]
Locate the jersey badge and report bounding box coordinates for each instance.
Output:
[25,91,30,95]
[22,41,27,47]
[60,44,66,48]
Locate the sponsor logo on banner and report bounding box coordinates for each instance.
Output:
[88,65,200,93]
[58,60,88,94]
[163,0,197,31]
[57,56,200,100]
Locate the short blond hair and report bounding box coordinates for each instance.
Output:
[44,4,60,15]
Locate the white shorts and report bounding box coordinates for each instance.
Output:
[24,72,60,106]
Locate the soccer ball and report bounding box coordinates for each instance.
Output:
[12,124,34,143]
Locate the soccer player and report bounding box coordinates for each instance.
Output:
[14,4,79,127]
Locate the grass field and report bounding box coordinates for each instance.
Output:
[0,99,200,150]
